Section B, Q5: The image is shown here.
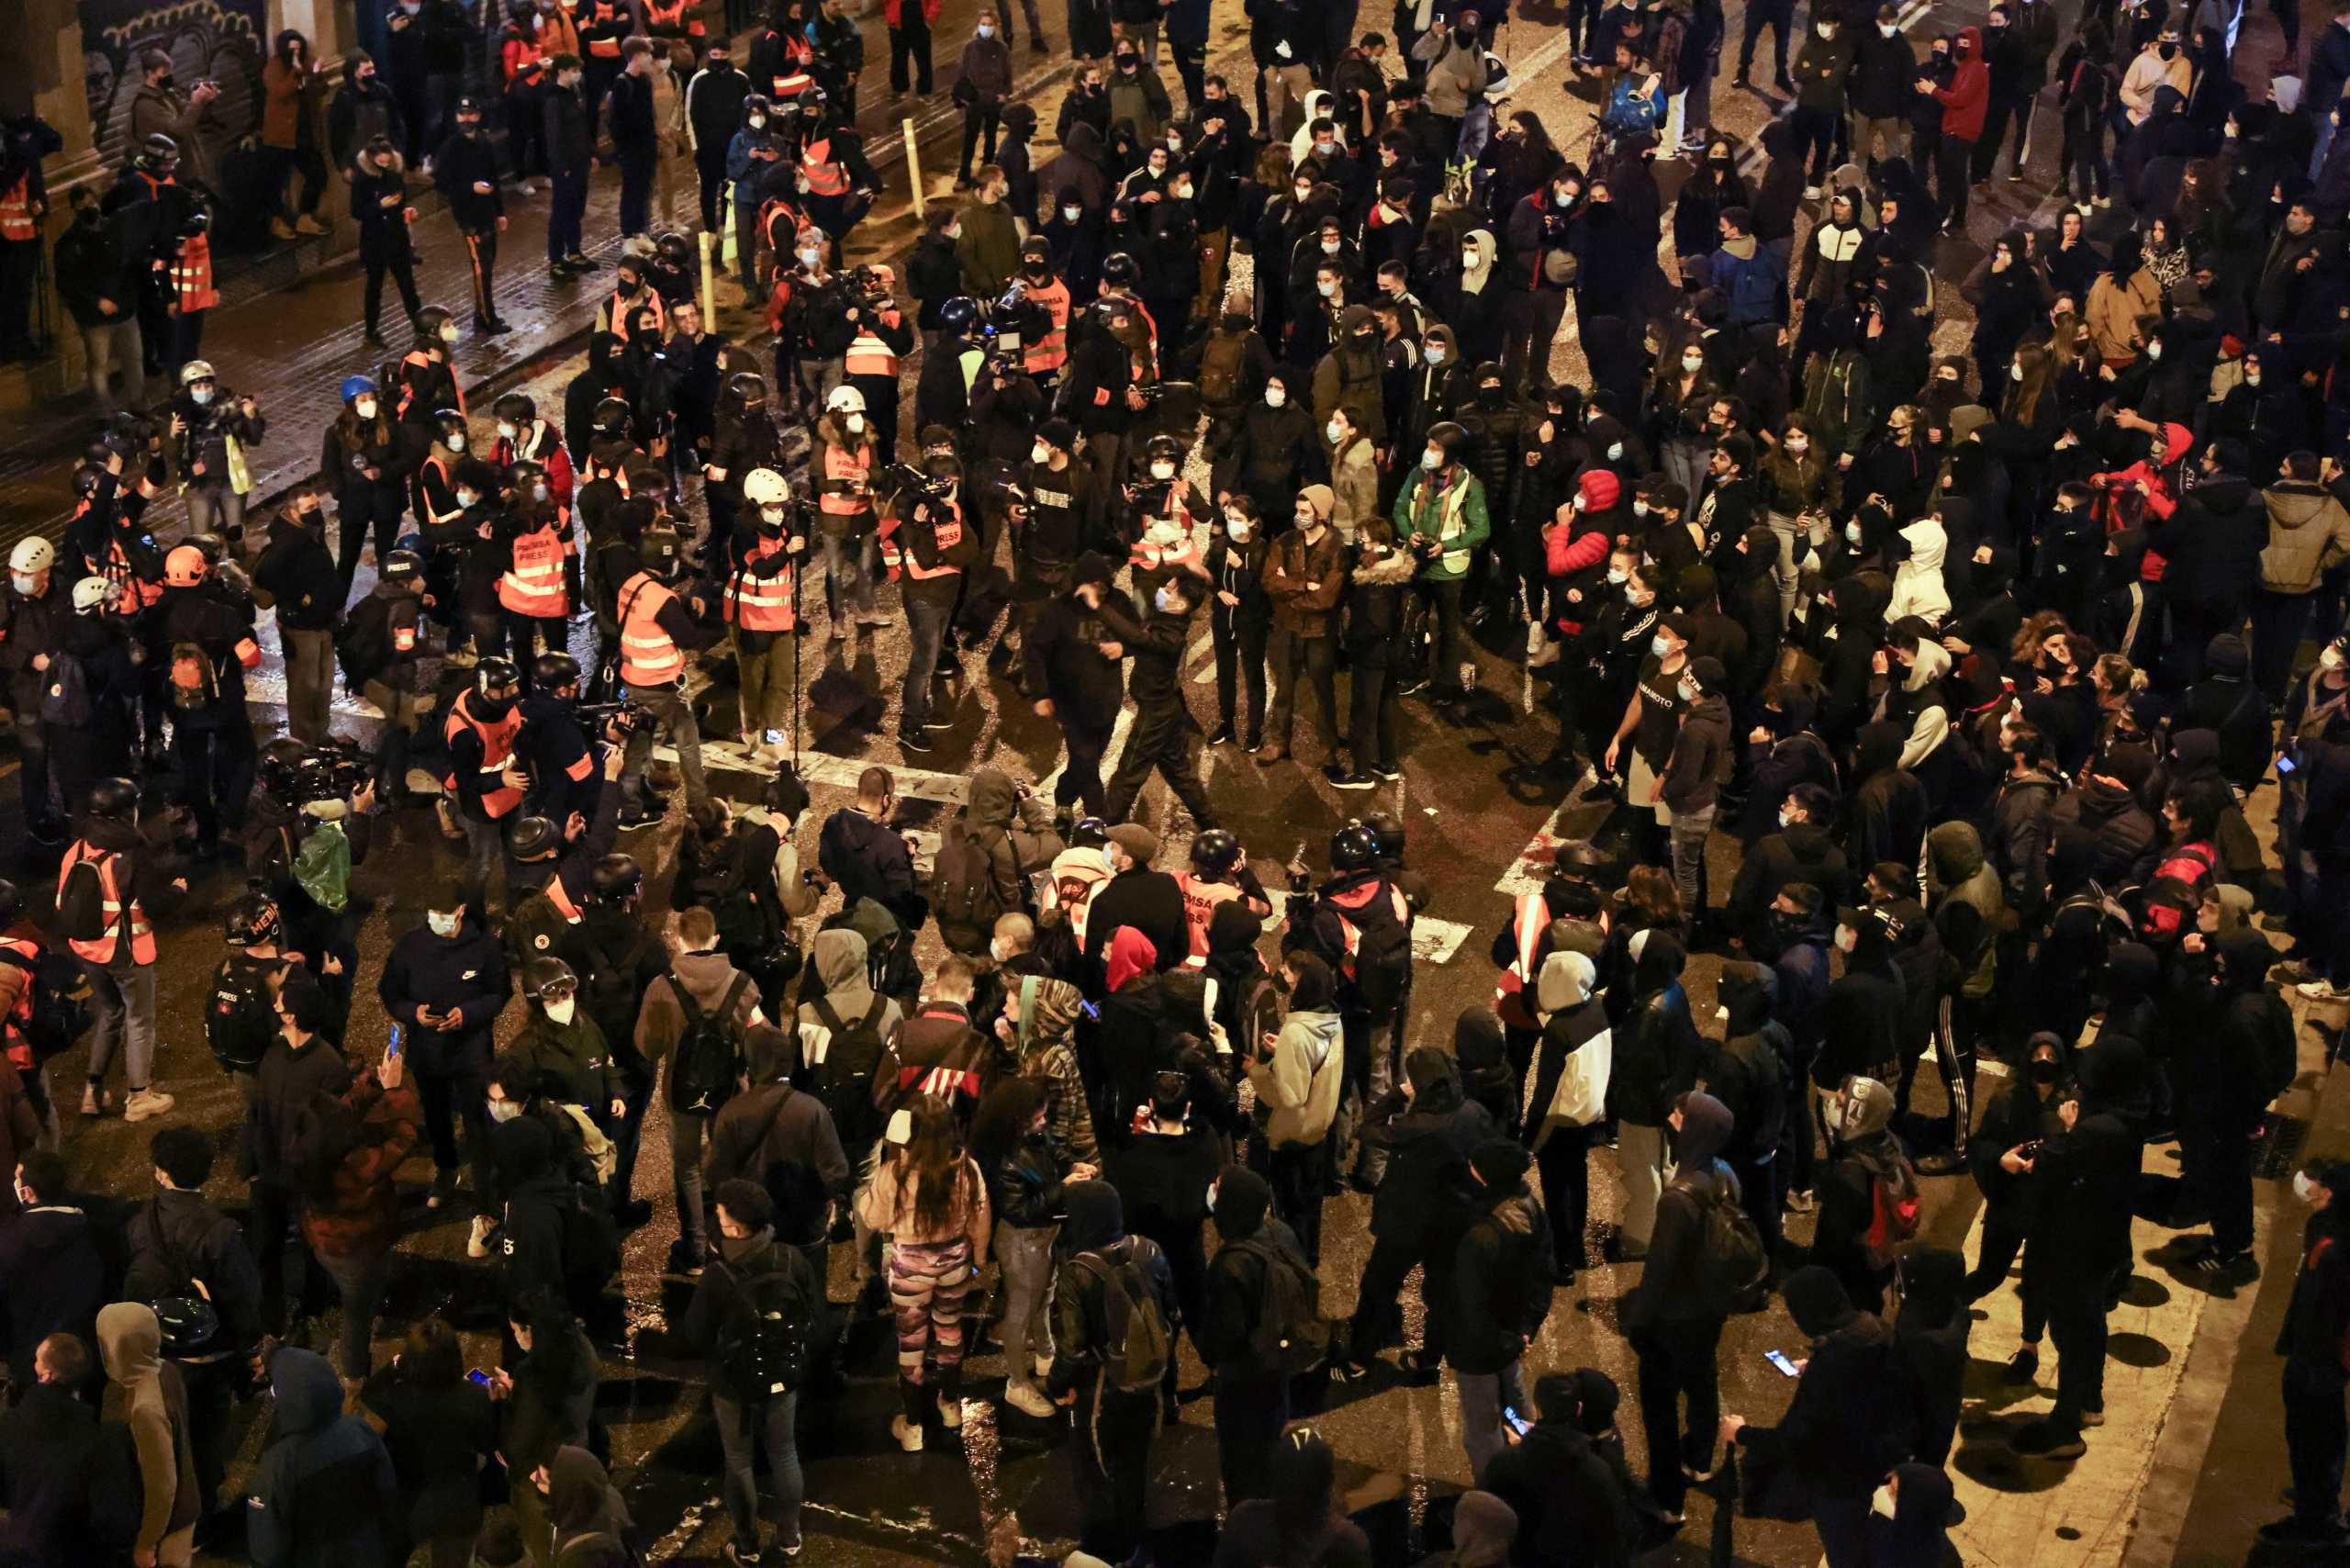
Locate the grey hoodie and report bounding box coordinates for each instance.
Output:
[635,947,766,1070]
[98,1302,199,1551]
[793,927,905,1045]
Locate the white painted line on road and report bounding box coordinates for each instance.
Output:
[1494,794,1586,899]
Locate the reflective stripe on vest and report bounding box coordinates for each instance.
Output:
[646,0,707,32]
[901,510,965,579]
[442,692,526,818]
[172,235,218,312]
[801,139,850,196]
[725,542,798,630]
[605,287,666,341]
[106,541,163,610]
[820,441,872,518]
[498,523,569,616]
[844,328,898,377]
[1493,890,1550,1017]
[0,174,36,243]
[618,572,686,684]
[1174,871,1240,968]
[58,843,155,966]
[548,874,586,924]
[587,3,625,52]
[1023,277,1070,374]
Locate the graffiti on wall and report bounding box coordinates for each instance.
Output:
[82,0,265,171]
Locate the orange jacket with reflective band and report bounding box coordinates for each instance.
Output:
[898,505,965,579]
[498,521,571,617]
[725,537,798,630]
[800,137,851,196]
[819,439,873,520]
[0,933,34,1069]
[0,173,37,243]
[845,323,901,377]
[618,572,687,685]
[1174,872,1244,967]
[585,1,626,53]
[767,29,814,95]
[58,843,155,966]
[107,538,165,610]
[442,691,526,819]
[502,35,547,84]
[1492,890,1552,1029]
[419,452,464,528]
[645,0,708,35]
[1023,276,1070,374]
[172,233,218,313]
[600,286,666,341]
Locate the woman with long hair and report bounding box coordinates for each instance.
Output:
[855,1091,993,1450]
[970,1075,1092,1420]
[1213,1426,1372,1566]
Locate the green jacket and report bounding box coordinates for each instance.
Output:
[1393,465,1490,581]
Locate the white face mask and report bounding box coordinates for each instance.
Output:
[2147,342,2164,362]
[1786,436,1808,454]
[1606,441,1625,461]
[2247,372,2263,386]
[1606,566,1628,584]
[189,386,214,406]
[1326,417,1347,442]
[446,433,467,453]
[8,574,35,596]
[498,420,518,440]
[456,489,479,510]
[749,113,767,129]
[1651,633,1673,656]
[799,247,823,266]
[1173,183,1193,201]
[1293,185,1313,202]
[1835,924,1859,953]
[1225,518,1251,539]
[1462,249,1483,270]
[1316,279,1337,297]
[1149,460,1176,480]
[1681,353,1705,372]
[1880,21,1897,34]
[441,324,461,345]
[1425,346,1447,364]
[1845,521,1864,544]
[1872,1484,1897,1520]
[532,483,551,501]
[1423,448,1444,471]
[1678,679,1699,701]
[1265,386,1287,408]
[355,398,378,420]
[1063,205,1082,221]
[1321,238,1341,255]
[1154,586,1178,612]
[978,22,994,35]
[543,996,577,1026]
[845,412,865,433]
[1632,499,1650,517]
[487,1097,521,1123]
[428,911,461,937]
[1031,442,1052,465]
[1781,805,1798,828]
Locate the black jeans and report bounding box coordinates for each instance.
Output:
[1738,0,1794,78]
[1936,134,1976,228]
[1214,1370,1289,1508]
[259,143,329,218]
[174,718,255,850]
[1636,1315,1725,1510]
[416,1062,497,1217]
[1347,651,1396,772]
[1054,720,1113,817]
[248,1180,312,1335]
[1103,700,1217,826]
[1348,1233,1451,1361]
[1415,577,1468,689]
[1260,1136,1329,1265]
[1214,608,1269,739]
[958,103,1002,178]
[2284,1357,2350,1525]
[548,166,589,263]
[1535,1125,1593,1269]
[890,17,934,93]
[1072,1380,1158,1561]
[335,483,407,593]
[1267,630,1339,757]
[361,234,423,338]
[2043,1285,2108,1427]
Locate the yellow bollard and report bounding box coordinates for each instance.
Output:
[699,230,715,323]
[903,118,925,219]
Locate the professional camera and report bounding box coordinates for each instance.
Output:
[974,283,1034,362]
[577,700,655,740]
[95,410,159,463]
[259,736,374,807]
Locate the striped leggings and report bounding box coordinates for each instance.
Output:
[888,1236,974,1384]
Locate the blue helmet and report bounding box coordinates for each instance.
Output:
[340,375,378,402]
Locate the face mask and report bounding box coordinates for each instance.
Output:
[1293,184,1313,201]
[1818,22,1836,35]
[1225,518,1251,539]
[543,996,577,1025]
[1681,353,1705,372]
[488,1097,521,1123]
[2148,342,2164,362]
[1651,633,1673,656]
[532,483,550,502]
[1845,521,1864,545]
[1678,679,1699,701]
[2159,41,2177,57]
[1425,346,1446,364]
[189,386,214,407]
[440,324,461,345]
[1173,183,1194,201]
[354,398,378,420]
[498,420,518,441]
[1835,924,1859,953]
[2248,372,2263,386]
[455,488,479,510]
[800,247,823,266]
[9,574,35,596]
[1422,448,1444,470]
[2295,1170,2322,1204]
[1321,238,1341,255]
[1462,249,1483,270]
[1871,1485,1897,1521]
[1149,460,1176,480]
[1786,436,1808,454]
[446,433,467,453]
[845,412,866,434]
[1554,185,1574,203]
[759,504,789,530]
[1316,279,1337,297]
[978,22,993,35]
[1154,586,1178,612]
[1326,417,1347,442]
[1606,441,1625,461]
[1631,499,1649,517]
[1063,204,1082,221]
[1881,20,1897,33]
[1315,140,1335,156]
[1606,566,1628,585]
[2029,1056,2063,1083]
[428,912,461,938]
[1031,441,1052,465]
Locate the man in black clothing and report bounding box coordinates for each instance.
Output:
[1479,1370,1637,1567]
[543,55,593,276]
[1098,577,1218,828]
[1086,824,1191,976]
[0,1333,129,1565]
[1342,1048,1489,1377]
[1199,1165,1305,1508]
[379,882,513,1250]
[683,45,751,231]
[248,969,352,1339]
[1024,555,1127,821]
[433,95,511,334]
[818,767,923,931]
[1621,1092,1735,1519]
[610,38,663,239]
[0,1153,106,1394]
[2260,1158,2350,1546]
[1048,1180,1178,1562]
[249,487,343,745]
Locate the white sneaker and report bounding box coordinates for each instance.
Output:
[2298,979,2350,1001]
[939,1396,964,1430]
[1002,1383,1056,1418]
[468,1215,498,1260]
[890,1414,924,1451]
[122,1088,175,1123]
[1034,1352,1054,1381]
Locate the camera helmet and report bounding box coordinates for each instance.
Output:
[494,390,537,425]
[530,653,580,693]
[135,133,180,173]
[727,369,767,406]
[508,815,561,861]
[1189,828,1240,879]
[178,360,216,388]
[522,956,578,1002]
[1144,433,1182,465]
[799,84,832,119]
[937,296,979,335]
[655,230,694,270]
[826,385,867,416]
[1070,815,1111,849]
[224,891,282,947]
[1329,821,1379,872]
[71,465,105,498]
[638,529,686,577]
[742,468,790,506]
[87,778,140,821]
[475,655,520,697]
[1101,252,1141,289]
[163,544,209,587]
[340,375,378,403]
[592,397,633,439]
[433,408,470,444]
[1550,838,1611,878]
[1361,810,1406,860]
[184,534,228,567]
[455,94,487,119]
[10,538,54,576]
[414,304,457,343]
[381,549,422,583]
[590,853,644,903]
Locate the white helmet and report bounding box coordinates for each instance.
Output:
[71,577,111,613]
[8,538,54,575]
[742,468,790,506]
[826,385,867,416]
[178,359,217,386]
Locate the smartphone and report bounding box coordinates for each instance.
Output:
[1765,1350,1800,1378]
[386,1022,404,1062]
[466,1368,491,1387]
[1503,1406,1531,1437]
[2277,754,2298,776]
[1079,1000,1101,1023]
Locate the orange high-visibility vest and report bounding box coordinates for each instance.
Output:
[1492,890,1553,1029]
[1023,276,1070,375]
[498,522,569,617]
[0,173,37,243]
[1173,871,1241,968]
[106,539,164,610]
[767,29,814,95]
[172,233,218,312]
[602,286,666,342]
[547,873,587,923]
[800,137,850,196]
[725,539,798,631]
[819,439,872,521]
[617,572,686,685]
[586,1,626,54]
[442,691,526,818]
[58,843,155,966]
[901,506,965,580]
[645,0,708,35]
[420,451,464,528]
[844,324,899,377]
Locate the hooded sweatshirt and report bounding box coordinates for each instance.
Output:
[544,1444,632,1555]
[2258,479,2350,593]
[1929,28,1990,139]
[1622,1092,1737,1337]
[1248,954,1346,1148]
[244,1348,399,1568]
[98,1302,199,1553]
[1528,951,1611,1150]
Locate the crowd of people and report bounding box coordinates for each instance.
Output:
[6,0,2350,1564]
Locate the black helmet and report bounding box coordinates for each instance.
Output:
[224,891,281,946]
[1427,420,1468,457]
[382,548,423,582]
[1189,828,1239,879]
[743,91,772,118]
[1329,821,1379,872]
[433,408,469,442]
[454,94,487,118]
[522,956,578,1002]
[494,390,537,425]
[72,464,105,498]
[1101,252,1141,289]
[476,655,520,695]
[728,369,768,405]
[414,304,457,342]
[638,529,686,576]
[592,396,632,438]
[87,778,140,820]
[1020,236,1051,263]
[799,84,831,118]
[589,853,644,903]
[533,651,582,690]
[1144,433,1182,464]
[938,296,979,335]
[135,132,179,172]
[1551,838,1610,877]
[1361,810,1406,861]
[655,230,693,269]
[258,737,311,801]
[1070,815,1111,849]
[508,815,561,860]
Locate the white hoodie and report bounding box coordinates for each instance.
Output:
[1886,514,1952,625]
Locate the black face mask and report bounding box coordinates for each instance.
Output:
[2028,1056,2063,1083]
[1477,385,1504,409]
[475,692,516,721]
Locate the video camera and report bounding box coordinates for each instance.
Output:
[95,411,159,464]
[976,283,1033,363]
[577,700,655,740]
[259,735,374,808]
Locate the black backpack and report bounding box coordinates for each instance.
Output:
[54,846,114,945]
[39,650,92,727]
[928,817,1004,956]
[805,993,889,1150]
[742,1087,834,1246]
[169,641,220,712]
[1075,1242,1173,1393]
[699,825,782,957]
[717,1248,812,1395]
[666,972,749,1115]
[1695,1179,1771,1316]
[1230,1237,1331,1375]
[203,956,280,1074]
[334,601,392,689]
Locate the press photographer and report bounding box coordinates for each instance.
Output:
[163,359,266,543]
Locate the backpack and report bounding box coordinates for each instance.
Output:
[54,846,113,945]
[39,650,92,727]
[1229,1237,1331,1375]
[1862,1163,1923,1271]
[743,1086,834,1244]
[334,602,392,689]
[0,941,90,1067]
[928,817,1004,956]
[135,1198,227,1360]
[169,642,219,712]
[203,956,280,1074]
[1198,330,1248,404]
[866,922,923,1013]
[1695,1180,1770,1316]
[556,1102,620,1185]
[2248,990,2299,1106]
[666,972,749,1115]
[802,993,890,1149]
[1075,1243,1173,1393]
[718,1249,812,1395]
[699,825,782,957]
